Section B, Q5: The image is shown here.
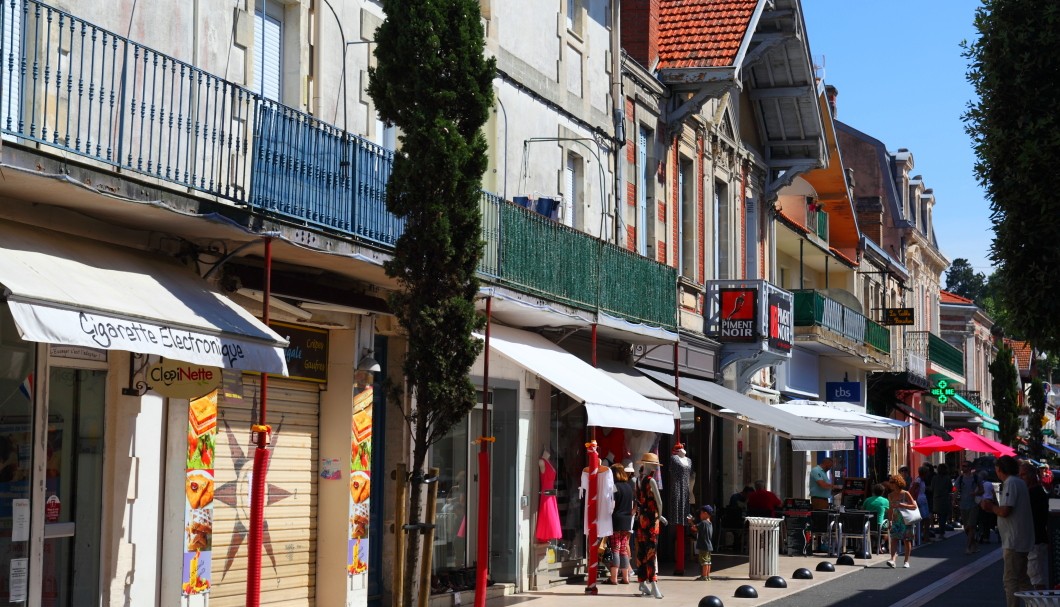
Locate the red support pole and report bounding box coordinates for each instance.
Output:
[672,342,685,575]
[586,324,599,593]
[473,298,493,607]
[245,236,273,607]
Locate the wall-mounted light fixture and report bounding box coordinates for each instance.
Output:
[525,370,540,400]
[358,349,382,374]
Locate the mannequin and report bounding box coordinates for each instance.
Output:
[635,452,666,599]
[581,440,614,593]
[668,444,692,575]
[535,447,562,542]
[580,459,615,537]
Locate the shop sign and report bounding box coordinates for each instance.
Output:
[48,345,107,362]
[768,292,792,352]
[883,307,915,326]
[930,378,955,404]
[44,495,60,523]
[826,381,862,403]
[270,321,329,383]
[148,360,221,399]
[718,288,758,342]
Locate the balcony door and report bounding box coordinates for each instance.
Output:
[1,0,22,136]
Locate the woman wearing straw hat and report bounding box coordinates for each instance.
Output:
[635,452,667,599]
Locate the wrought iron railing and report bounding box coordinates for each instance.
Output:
[906,331,965,378]
[479,198,677,329]
[2,0,678,331]
[806,208,828,242]
[792,289,890,354]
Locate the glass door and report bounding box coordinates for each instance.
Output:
[40,368,105,607]
[0,304,35,606]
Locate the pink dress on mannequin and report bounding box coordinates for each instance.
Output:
[536,458,563,542]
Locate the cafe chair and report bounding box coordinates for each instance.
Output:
[717,505,747,554]
[805,510,836,556]
[870,518,890,555]
[836,510,872,556]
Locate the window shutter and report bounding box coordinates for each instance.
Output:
[564,154,576,226]
[253,6,282,102]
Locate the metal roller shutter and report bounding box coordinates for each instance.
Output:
[210,376,319,606]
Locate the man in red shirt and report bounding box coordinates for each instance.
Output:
[746,480,783,517]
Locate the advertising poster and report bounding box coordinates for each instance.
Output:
[182,391,218,603]
[348,387,373,587]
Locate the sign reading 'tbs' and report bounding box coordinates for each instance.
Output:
[826,381,862,403]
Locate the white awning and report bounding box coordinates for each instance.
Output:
[595,360,680,419]
[0,220,289,374]
[639,368,854,451]
[477,325,675,434]
[774,400,910,440]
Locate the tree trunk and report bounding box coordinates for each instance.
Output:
[403,415,429,607]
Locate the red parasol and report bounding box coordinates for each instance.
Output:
[911,428,1015,457]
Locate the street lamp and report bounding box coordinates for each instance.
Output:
[319,0,374,133]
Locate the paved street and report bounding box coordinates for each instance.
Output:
[488,529,1018,607]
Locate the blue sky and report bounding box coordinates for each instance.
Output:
[801,1,993,275]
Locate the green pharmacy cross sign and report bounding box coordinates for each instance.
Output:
[931,379,956,404]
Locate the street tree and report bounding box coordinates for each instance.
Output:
[990,342,1021,446]
[367,1,495,604]
[963,0,1060,351]
[944,258,987,306]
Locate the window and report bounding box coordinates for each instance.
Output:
[637,126,653,256]
[564,152,582,229]
[714,180,730,279]
[679,157,695,279]
[254,0,284,102]
[566,0,582,34]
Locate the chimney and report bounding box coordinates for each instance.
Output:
[622,0,660,69]
[825,85,838,117]
[856,196,884,246]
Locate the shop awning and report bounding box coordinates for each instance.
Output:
[638,368,854,451]
[774,401,910,440]
[1044,443,1060,457]
[0,220,289,374]
[891,401,947,433]
[951,393,1001,431]
[595,361,680,419]
[478,325,675,434]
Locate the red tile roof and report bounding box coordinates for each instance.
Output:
[940,290,974,305]
[658,0,759,70]
[1005,338,1032,371]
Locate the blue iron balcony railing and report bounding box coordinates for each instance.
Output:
[1,0,678,331]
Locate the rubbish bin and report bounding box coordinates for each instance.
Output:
[746,517,783,580]
[1014,590,1060,607]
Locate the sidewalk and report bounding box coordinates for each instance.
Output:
[487,529,965,607]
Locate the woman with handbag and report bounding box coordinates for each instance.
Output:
[885,473,920,569]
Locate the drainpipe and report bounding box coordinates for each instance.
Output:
[673,342,685,574]
[245,236,273,607]
[473,297,493,607]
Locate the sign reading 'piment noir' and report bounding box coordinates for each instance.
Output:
[768,292,792,352]
[718,288,758,342]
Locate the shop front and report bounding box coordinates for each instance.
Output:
[0,219,290,607]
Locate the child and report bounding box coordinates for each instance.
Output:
[689,504,714,581]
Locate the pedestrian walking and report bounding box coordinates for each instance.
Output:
[885,474,918,568]
[911,465,932,545]
[931,463,952,539]
[956,460,980,554]
[1019,461,1049,590]
[977,469,997,543]
[980,455,1033,607]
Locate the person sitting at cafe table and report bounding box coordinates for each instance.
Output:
[746,480,782,517]
[810,458,836,510]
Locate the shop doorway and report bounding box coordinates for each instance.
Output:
[40,367,105,607]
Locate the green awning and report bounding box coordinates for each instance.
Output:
[952,393,999,426]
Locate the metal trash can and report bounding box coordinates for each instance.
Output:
[746,517,783,580]
[1014,590,1060,607]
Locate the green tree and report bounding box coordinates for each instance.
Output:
[979,271,1012,335]
[963,1,1060,352]
[367,1,495,604]
[990,342,1021,446]
[944,258,987,306]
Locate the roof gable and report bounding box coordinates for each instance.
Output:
[940,290,974,305]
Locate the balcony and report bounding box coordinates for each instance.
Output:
[480,194,678,330]
[907,331,965,379]
[791,289,891,364]
[0,0,677,331]
[805,208,829,243]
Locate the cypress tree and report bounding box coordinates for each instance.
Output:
[990,342,1020,447]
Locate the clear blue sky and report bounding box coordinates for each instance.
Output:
[802,1,993,276]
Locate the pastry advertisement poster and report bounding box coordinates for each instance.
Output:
[182,390,217,600]
[348,386,373,588]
